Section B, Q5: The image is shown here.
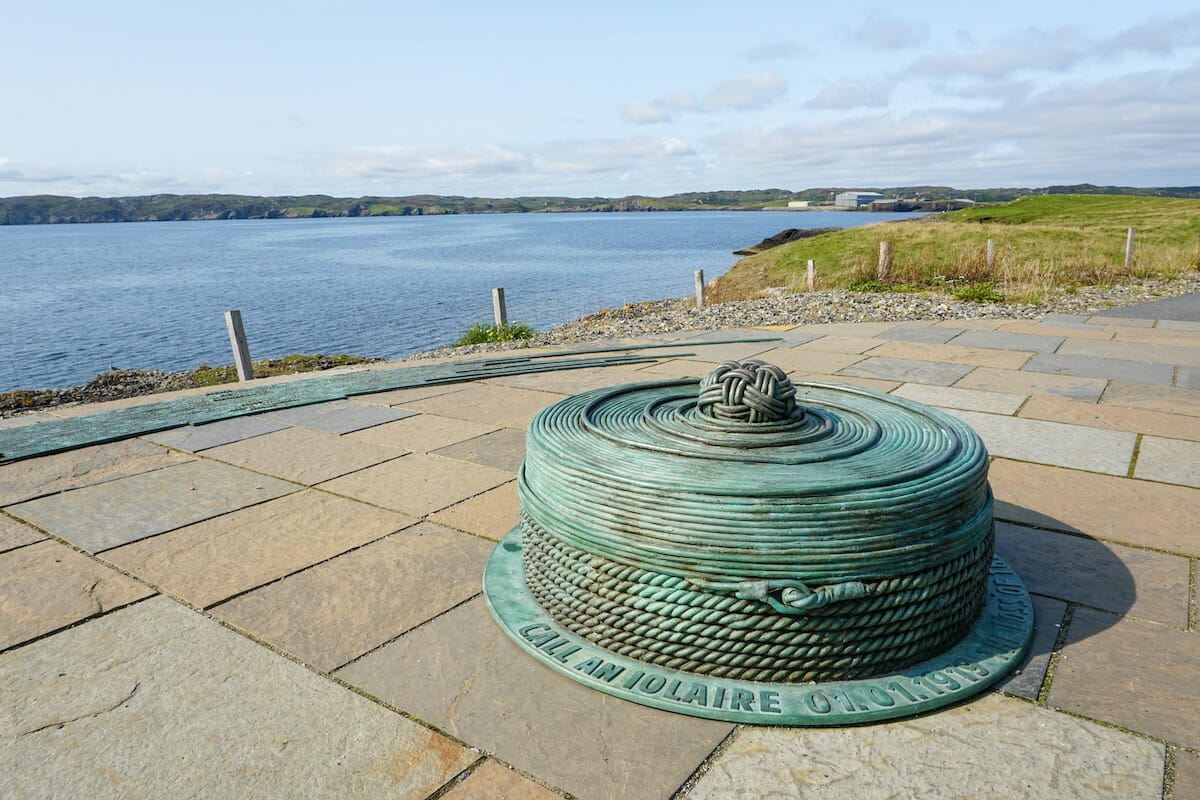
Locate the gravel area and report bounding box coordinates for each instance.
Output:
[5,276,1197,415]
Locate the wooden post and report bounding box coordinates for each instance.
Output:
[224,310,254,382]
[806,259,816,291]
[492,287,508,327]
[878,241,893,280]
[1124,227,1136,269]
[694,269,705,308]
[986,239,996,270]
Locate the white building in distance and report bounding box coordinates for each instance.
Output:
[835,191,884,207]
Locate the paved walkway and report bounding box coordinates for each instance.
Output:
[2,313,1198,799]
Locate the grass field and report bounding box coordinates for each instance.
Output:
[709,195,1200,305]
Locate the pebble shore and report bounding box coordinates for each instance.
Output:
[5,276,1197,414]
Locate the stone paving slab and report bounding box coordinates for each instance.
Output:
[0,597,476,800]
[867,339,1034,370]
[954,366,1108,402]
[337,598,733,800]
[792,372,902,393]
[999,319,1114,337]
[1101,381,1200,417]
[6,460,298,553]
[837,356,973,387]
[1024,352,1177,386]
[934,318,1010,330]
[1060,338,1200,367]
[213,522,492,672]
[995,521,1190,626]
[440,760,561,800]
[948,329,1065,353]
[989,459,1200,556]
[427,481,519,541]
[681,693,1164,800]
[348,384,471,408]
[1018,395,1200,442]
[993,594,1066,701]
[0,514,45,554]
[431,428,527,473]
[143,415,291,452]
[750,346,865,375]
[1086,314,1157,327]
[1175,749,1200,800]
[797,335,885,354]
[259,399,418,434]
[346,413,501,454]
[890,383,1027,414]
[0,540,155,650]
[484,365,651,395]
[1158,319,1200,331]
[204,426,403,485]
[1111,327,1200,346]
[104,490,416,608]
[319,453,514,517]
[1050,607,1200,749]
[942,409,1136,475]
[0,439,191,506]
[401,385,564,429]
[1133,435,1200,488]
[1179,365,1200,389]
[875,325,964,344]
[636,359,717,379]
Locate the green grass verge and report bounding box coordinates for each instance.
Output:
[454,322,536,346]
[710,195,1200,303]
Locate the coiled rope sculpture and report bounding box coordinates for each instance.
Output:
[485,359,1030,723]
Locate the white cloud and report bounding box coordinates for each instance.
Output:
[845,14,929,50]
[806,79,891,109]
[743,40,803,62]
[326,145,533,181]
[620,72,787,125]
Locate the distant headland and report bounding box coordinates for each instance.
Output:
[1,184,1197,225]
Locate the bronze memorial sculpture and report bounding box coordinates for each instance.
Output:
[484,360,1033,724]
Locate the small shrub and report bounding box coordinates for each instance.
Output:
[952,282,1004,303]
[848,279,890,292]
[455,321,535,346]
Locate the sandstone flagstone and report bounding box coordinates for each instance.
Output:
[867,339,1034,370]
[948,329,1065,353]
[1100,381,1200,417]
[431,428,526,473]
[349,384,472,408]
[319,453,514,517]
[1132,436,1200,488]
[1050,607,1200,749]
[749,346,865,376]
[837,356,973,387]
[797,335,885,354]
[995,521,1190,626]
[682,693,1163,800]
[890,383,1026,414]
[204,426,402,485]
[941,409,1136,475]
[1017,395,1200,442]
[346,413,501,454]
[486,365,651,395]
[336,598,733,800]
[0,439,190,506]
[143,415,291,452]
[401,384,564,429]
[1060,337,1200,367]
[6,460,298,553]
[876,325,964,344]
[990,459,1200,556]
[213,522,492,671]
[1024,353,1176,386]
[427,481,519,541]
[992,594,1066,701]
[258,399,417,434]
[0,514,45,554]
[439,760,562,800]
[954,366,1108,402]
[0,540,154,650]
[1175,750,1200,800]
[0,597,475,800]
[104,490,416,608]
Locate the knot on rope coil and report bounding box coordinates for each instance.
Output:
[733,578,870,615]
[697,360,799,424]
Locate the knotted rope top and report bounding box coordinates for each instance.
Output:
[696,360,800,424]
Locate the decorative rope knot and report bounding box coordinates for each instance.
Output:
[697,360,800,423]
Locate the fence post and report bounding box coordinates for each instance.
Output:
[1124,227,1136,269]
[492,288,508,327]
[986,239,996,270]
[694,269,705,308]
[878,241,893,280]
[224,310,254,382]
[806,259,816,291]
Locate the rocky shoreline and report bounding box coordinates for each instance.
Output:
[4,276,1197,416]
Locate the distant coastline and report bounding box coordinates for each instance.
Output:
[2,183,1197,225]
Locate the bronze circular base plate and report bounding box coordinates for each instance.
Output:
[484,527,1034,726]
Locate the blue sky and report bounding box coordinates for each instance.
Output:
[2,1,1198,197]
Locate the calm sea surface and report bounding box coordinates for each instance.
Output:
[0,211,920,391]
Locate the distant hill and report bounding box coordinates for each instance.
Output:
[1,184,1197,225]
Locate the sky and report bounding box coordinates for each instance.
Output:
[2,1,1198,198]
